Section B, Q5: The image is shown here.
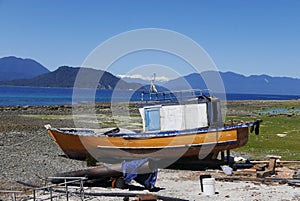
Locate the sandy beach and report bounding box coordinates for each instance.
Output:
[0,103,299,200]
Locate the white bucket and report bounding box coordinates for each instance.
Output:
[202,178,215,196]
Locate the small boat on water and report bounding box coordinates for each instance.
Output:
[46,89,261,166]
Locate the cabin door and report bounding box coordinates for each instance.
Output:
[144,107,161,131]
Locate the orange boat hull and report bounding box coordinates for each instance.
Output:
[47,126,249,164]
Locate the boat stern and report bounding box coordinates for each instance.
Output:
[44,125,91,161]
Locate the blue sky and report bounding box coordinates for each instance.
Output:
[1,0,300,79]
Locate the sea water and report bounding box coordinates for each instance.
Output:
[0,86,299,106]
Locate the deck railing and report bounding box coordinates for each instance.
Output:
[141,89,211,104]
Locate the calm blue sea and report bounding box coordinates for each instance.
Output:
[0,86,299,106]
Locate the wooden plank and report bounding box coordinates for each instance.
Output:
[251,161,300,164]
[136,194,157,201]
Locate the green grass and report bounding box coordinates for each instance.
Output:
[226,114,300,160]
[20,114,73,119]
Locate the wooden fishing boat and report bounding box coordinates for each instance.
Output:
[46,89,260,165]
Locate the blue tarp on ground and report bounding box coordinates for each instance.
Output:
[122,158,157,190]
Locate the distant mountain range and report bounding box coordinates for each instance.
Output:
[0,65,142,90]
[0,56,49,81]
[162,72,300,95]
[0,56,299,95]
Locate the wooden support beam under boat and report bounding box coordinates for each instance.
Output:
[49,160,155,184]
[221,151,225,165]
[226,150,230,165]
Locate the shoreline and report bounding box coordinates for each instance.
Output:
[1,99,300,117]
[1,99,299,108]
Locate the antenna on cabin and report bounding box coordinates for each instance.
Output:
[149,73,158,101]
[150,73,158,94]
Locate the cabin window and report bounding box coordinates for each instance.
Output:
[144,107,161,131]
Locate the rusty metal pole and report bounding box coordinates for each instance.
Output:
[65,179,69,201]
[49,187,53,201]
[33,189,36,201]
[12,192,16,201]
[80,178,84,201]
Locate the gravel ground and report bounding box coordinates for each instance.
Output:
[0,104,299,201]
